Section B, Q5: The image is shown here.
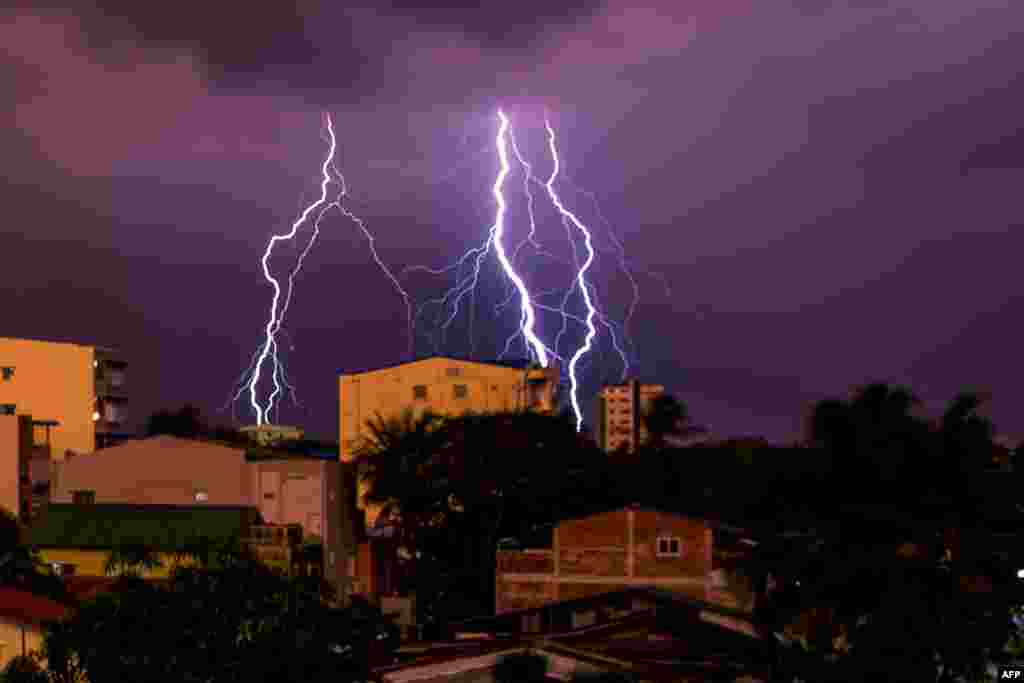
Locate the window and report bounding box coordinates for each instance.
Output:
[412,385,428,400]
[453,384,468,399]
[1,366,13,381]
[0,404,14,415]
[263,492,276,500]
[446,367,461,377]
[194,489,209,502]
[72,490,95,505]
[656,536,682,557]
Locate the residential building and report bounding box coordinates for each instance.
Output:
[0,588,68,670]
[26,503,261,578]
[0,413,32,521]
[0,337,129,457]
[340,356,560,528]
[496,505,712,614]
[596,379,664,452]
[48,435,355,600]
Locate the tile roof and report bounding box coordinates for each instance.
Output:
[0,587,68,624]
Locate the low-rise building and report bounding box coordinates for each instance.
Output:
[48,435,356,600]
[496,505,713,615]
[0,587,68,670]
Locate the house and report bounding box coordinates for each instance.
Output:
[48,435,356,599]
[0,587,67,670]
[496,504,714,615]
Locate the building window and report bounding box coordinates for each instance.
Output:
[656,536,682,557]
[0,404,14,415]
[446,367,461,377]
[194,489,209,502]
[1,367,13,381]
[263,492,276,500]
[453,384,468,399]
[72,490,96,505]
[412,385,428,400]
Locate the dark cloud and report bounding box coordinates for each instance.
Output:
[374,1,605,50]
[24,1,330,84]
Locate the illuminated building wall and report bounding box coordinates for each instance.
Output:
[596,380,665,453]
[0,414,32,521]
[0,337,128,458]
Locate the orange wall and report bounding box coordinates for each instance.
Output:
[0,338,96,458]
[0,415,31,520]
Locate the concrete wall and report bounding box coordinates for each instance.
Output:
[0,617,45,671]
[0,415,32,520]
[0,337,96,458]
[53,436,251,506]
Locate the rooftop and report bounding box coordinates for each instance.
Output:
[0,587,68,624]
[28,504,261,551]
[340,355,538,376]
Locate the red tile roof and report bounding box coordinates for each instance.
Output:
[0,587,68,624]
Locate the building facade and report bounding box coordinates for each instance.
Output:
[495,506,712,615]
[49,435,354,598]
[596,380,665,452]
[0,414,32,521]
[0,337,128,457]
[340,357,560,529]
[0,588,68,671]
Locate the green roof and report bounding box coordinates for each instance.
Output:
[28,504,262,551]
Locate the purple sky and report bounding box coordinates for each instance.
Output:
[2,1,1022,442]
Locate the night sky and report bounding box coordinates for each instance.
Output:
[3,1,1022,442]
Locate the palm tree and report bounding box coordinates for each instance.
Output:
[357,409,592,622]
[494,652,548,683]
[807,383,930,488]
[104,543,164,577]
[939,392,996,478]
[642,394,702,450]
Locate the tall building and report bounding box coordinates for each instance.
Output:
[0,337,128,457]
[596,380,665,452]
[339,356,559,462]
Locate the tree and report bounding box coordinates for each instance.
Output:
[641,394,702,450]
[807,383,932,489]
[494,652,549,683]
[357,409,596,624]
[145,404,204,438]
[1,655,48,683]
[40,550,397,683]
[104,544,164,577]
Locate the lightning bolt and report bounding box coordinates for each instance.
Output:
[543,115,598,431]
[238,113,412,425]
[492,110,550,368]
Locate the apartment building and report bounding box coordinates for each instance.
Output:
[0,337,128,457]
[496,505,713,615]
[596,380,665,452]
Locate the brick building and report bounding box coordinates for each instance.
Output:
[496,505,712,615]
